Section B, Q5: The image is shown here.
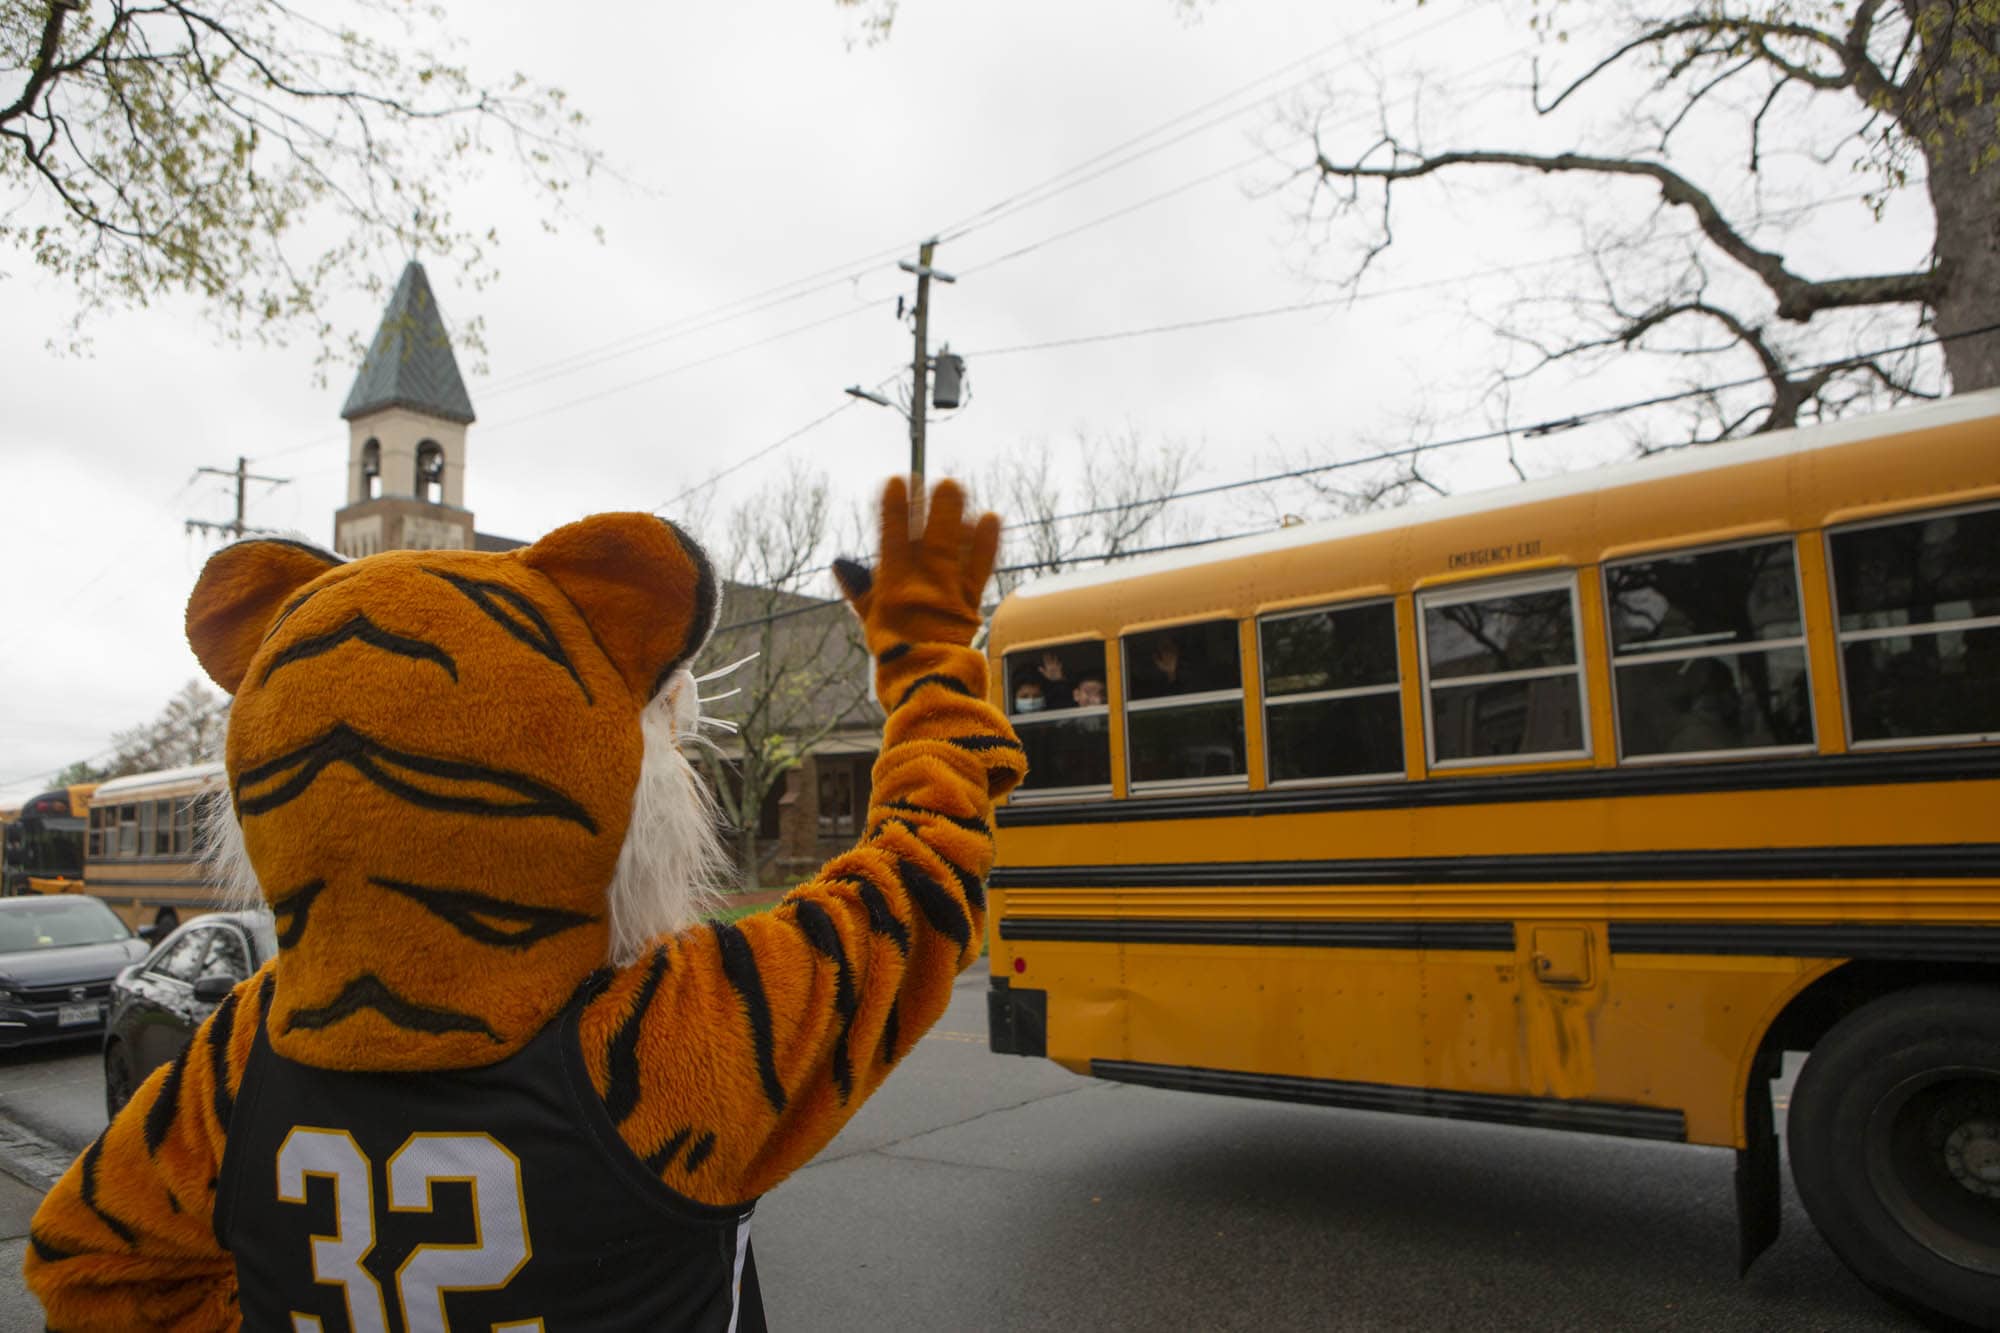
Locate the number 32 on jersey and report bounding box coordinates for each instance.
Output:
[275,1127,540,1333]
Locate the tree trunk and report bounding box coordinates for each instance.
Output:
[1915,0,2000,392]
[735,817,761,893]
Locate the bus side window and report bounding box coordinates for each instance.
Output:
[1830,502,2000,746]
[1260,600,1403,783]
[1122,620,1246,789]
[1004,641,1112,796]
[115,803,138,858]
[87,807,104,859]
[1419,576,1588,766]
[1605,539,1814,760]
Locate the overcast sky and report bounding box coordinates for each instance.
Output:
[0,0,1936,800]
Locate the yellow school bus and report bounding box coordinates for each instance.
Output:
[1,783,96,895]
[983,388,2000,1325]
[83,763,227,935]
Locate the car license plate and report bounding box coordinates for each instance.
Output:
[57,1002,99,1026]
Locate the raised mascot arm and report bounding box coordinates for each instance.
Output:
[577,477,1024,1203]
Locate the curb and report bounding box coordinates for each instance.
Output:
[0,1116,72,1193]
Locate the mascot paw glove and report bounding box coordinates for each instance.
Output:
[832,477,1001,655]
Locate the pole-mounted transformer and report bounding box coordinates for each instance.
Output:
[932,344,964,410]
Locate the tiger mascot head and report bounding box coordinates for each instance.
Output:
[184,514,728,1070]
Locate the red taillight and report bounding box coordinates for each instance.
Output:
[1013,956,1026,974]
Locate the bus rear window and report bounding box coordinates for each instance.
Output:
[1004,642,1112,796]
[1420,577,1587,765]
[1122,621,1246,789]
[1831,504,2000,746]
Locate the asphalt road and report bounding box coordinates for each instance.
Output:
[0,973,1923,1331]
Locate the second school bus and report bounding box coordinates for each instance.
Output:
[83,762,226,934]
[982,389,2000,1325]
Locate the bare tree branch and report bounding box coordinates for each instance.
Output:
[1314,142,1945,321]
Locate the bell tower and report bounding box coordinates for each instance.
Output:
[332,261,478,557]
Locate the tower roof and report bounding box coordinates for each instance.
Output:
[341,261,476,425]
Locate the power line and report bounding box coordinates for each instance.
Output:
[246,13,1468,468]
[997,527,1262,576]
[535,325,1978,645]
[478,304,879,438]
[258,175,1874,479]
[654,366,908,514]
[961,188,1887,360]
[473,268,901,408]
[712,595,846,638]
[1000,323,1984,536]
[938,6,1460,245]
[655,401,859,514]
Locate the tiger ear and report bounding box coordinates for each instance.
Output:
[519,513,720,702]
[185,539,344,694]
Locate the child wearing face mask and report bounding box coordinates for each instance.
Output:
[1014,678,1047,713]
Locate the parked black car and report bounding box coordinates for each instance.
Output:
[103,910,277,1116]
[0,895,151,1048]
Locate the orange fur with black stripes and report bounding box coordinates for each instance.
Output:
[26,478,1022,1330]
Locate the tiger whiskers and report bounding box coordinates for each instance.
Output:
[603,669,733,963]
[690,651,754,736]
[199,777,266,915]
[693,652,759,685]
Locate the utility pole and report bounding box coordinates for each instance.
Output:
[898,240,955,495]
[849,242,960,516]
[185,456,289,540]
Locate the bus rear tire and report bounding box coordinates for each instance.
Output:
[1789,985,2000,1330]
[152,907,179,936]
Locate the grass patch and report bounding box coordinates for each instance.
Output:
[712,899,769,922]
[709,888,791,922]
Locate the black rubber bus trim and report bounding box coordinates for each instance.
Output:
[999,918,1515,950]
[1090,1059,1688,1142]
[1607,922,2000,962]
[988,844,1999,890]
[996,747,2000,828]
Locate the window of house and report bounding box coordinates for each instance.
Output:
[817,763,858,836]
[1260,599,1404,784]
[1605,539,1813,760]
[1004,641,1112,796]
[1830,503,2000,746]
[1420,575,1588,766]
[416,440,445,505]
[757,780,782,841]
[1122,620,1247,789]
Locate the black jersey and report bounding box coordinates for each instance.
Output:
[216,979,764,1332]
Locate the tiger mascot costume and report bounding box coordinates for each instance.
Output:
[26,477,1023,1331]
